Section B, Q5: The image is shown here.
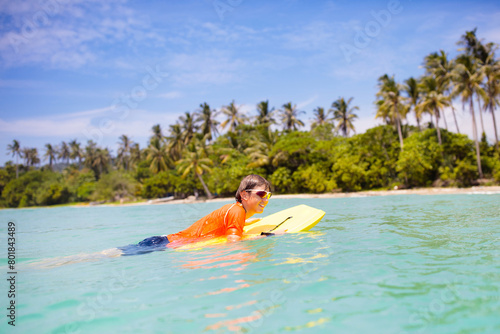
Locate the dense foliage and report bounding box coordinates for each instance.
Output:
[1,29,499,208]
[1,124,498,208]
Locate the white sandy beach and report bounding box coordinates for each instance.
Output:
[81,185,500,208]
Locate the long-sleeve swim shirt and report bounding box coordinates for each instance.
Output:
[167,202,246,243]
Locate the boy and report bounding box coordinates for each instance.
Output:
[30,175,272,267]
[119,174,272,255]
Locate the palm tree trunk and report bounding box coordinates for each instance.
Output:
[490,104,499,149]
[476,95,485,136]
[441,109,448,131]
[416,116,421,131]
[396,115,404,149]
[470,97,483,178]
[451,104,460,133]
[15,155,19,179]
[196,172,213,199]
[434,110,442,145]
[343,113,348,137]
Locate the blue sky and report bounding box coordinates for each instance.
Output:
[1,0,499,165]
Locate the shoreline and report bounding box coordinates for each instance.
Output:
[75,185,500,208]
[2,185,499,210]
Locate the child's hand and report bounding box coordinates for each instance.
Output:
[260,229,287,236]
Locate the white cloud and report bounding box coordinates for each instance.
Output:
[167,51,246,86]
[415,12,448,33]
[0,0,164,69]
[0,117,90,137]
[281,21,341,51]
[236,103,254,120]
[297,95,319,110]
[0,105,189,164]
[158,91,183,99]
[0,106,112,138]
[52,106,114,120]
[0,106,179,142]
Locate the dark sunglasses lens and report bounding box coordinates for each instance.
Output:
[256,191,271,199]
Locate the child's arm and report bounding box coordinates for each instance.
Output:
[244,218,261,226]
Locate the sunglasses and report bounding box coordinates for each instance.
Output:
[245,189,272,199]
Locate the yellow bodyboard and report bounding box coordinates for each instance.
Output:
[243,204,325,234]
[175,204,325,250]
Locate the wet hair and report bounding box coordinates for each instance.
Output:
[235,174,271,203]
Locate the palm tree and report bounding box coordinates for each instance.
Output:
[481,50,500,147]
[166,123,184,161]
[146,138,170,174]
[196,102,219,142]
[310,107,333,129]
[117,135,133,171]
[179,112,198,145]
[279,102,305,131]
[84,140,97,163]
[6,139,21,178]
[29,148,40,167]
[458,28,484,57]
[176,140,214,199]
[21,148,39,167]
[375,75,406,149]
[69,139,83,167]
[93,148,110,178]
[331,97,359,138]
[21,147,31,166]
[474,40,498,145]
[44,144,58,170]
[417,76,450,145]
[458,28,492,70]
[151,124,164,142]
[255,100,275,127]
[58,141,71,165]
[476,91,486,136]
[129,143,142,169]
[452,54,485,178]
[84,140,99,179]
[403,77,422,130]
[221,100,247,132]
[83,142,109,179]
[458,29,490,137]
[424,51,461,133]
[245,127,279,168]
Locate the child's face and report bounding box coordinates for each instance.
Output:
[242,185,270,216]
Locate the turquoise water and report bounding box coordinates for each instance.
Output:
[1,194,499,333]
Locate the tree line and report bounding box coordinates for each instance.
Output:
[1,29,499,208]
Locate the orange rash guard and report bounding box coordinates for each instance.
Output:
[167,202,246,243]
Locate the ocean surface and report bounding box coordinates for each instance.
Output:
[1,194,499,333]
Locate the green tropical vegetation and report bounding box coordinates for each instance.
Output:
[1,29,499,208]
